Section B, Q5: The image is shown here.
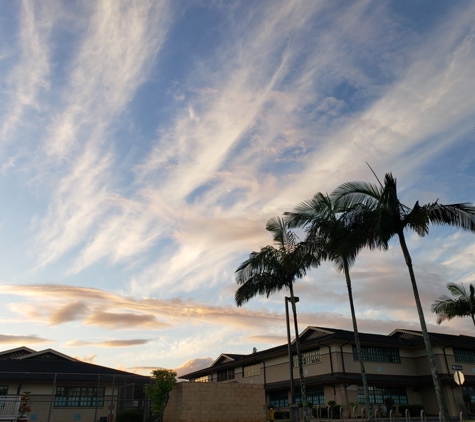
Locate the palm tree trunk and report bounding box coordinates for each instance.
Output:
[289,284,309,422]
[343,259,374,422]
[397,231,451,422]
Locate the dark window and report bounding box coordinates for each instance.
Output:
[463,386,475,402]
[295,386,325,405]
[270,391,288,408]
[353,346,400,363]
[54,387,105,407]
[0,386,9,410]
[454,348,475,364]
[217,369,235,382]
[357,386,407,404]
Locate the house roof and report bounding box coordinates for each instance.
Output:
[210,354,248,367]
[180,326,475,380]
[0,346,36,360]
[0,346,151,384]
[15,348,79,362]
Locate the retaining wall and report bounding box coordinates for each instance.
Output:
[164,382,266,422]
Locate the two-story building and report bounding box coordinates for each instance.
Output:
[180,327,475,417]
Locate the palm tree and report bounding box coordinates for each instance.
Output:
[235,217,319,422]
[285,192,376,422]
[332,172,475,422]
[432,282,475,327]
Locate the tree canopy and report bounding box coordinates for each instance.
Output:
[144,369,177,422]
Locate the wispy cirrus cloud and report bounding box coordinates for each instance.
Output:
[66,339,150,348]
[34,0,172,269]
[0,1,52,144]
[0,334,51,345]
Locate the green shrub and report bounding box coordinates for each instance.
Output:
[116,409,144,422]
[385,397,395,409]
[275,410,289,419]
[399,404,424,417]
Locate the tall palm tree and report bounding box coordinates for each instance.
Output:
[431,282,475,327]
[285,192,376,422]
[235,217,319,422]
[332,172,475,422]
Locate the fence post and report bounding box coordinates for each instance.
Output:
[420,409,426,422]
[47,373,57,422]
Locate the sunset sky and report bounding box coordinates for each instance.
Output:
[0,0,474,377]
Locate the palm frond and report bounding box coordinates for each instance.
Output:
[431,282,475,326]
[285,193,335,230]
[331,181,381,209]
[425,202,475,232]
[235,273,284,306]
[405,201,430,236]
[235,247,280,284]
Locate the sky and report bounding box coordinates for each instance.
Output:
[0,0,474,377]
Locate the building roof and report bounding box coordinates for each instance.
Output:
[0,346,151,383]
[180,326,475,380]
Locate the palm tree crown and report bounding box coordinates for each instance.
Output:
[235,216,318,306]
[431,282,475,327]
[331,173,475,244]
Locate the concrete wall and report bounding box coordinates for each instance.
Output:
[165,382,266,422]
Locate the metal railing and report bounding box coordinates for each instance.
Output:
[0,396,20,421]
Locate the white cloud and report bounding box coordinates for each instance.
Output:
[0,1,52,143]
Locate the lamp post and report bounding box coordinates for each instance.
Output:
[285,296,299,404]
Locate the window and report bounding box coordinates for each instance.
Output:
[270,391,288,408]
[295,386,325,405]
[194,375,211,382]
[353,346,400,363]
[293,349,320,367]
[0,387,9,410]
[217,369,235,382]
[54,387,105,407]
[463,386,475,402]
[243,363,261,377]
[357,386,407,404]
[454,348,475,364]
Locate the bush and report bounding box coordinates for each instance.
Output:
[399,404,424,417]
[116,409,144,422]
[275,410,289,419]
